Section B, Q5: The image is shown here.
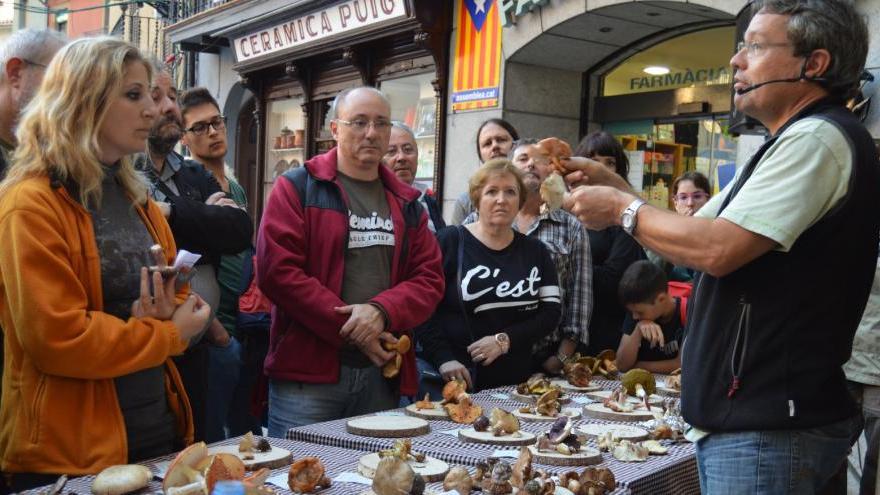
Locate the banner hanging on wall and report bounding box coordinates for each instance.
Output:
[451,0,502,112]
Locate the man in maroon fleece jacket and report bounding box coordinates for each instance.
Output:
[257,87,444,435]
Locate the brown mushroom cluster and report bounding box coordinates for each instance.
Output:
[414,393,435,410]
[472,408,521,437]
[443,450,616,495]
[378,439,425,463]
[162,442,271,495]
[515,374,561,397]
[597,433,668,462]
[564,350,618,381]
[666,368,682,391]
[238,432,272,460]
[518,389,563,417]
[381,335,412,378]
[441,379,484,424]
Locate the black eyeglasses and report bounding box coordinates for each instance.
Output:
[184,115,226,136]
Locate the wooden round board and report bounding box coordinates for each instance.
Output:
[585,390,664,406]
[346,415,430,438]
[458,428,536,446]
[582,403,655,422]
[655,384,681,397]
[512,407,581,422]
[527,445,602,467]
[550,379,601,393]
[357,453,449,482]
[404,402,449,420]
[511,391,571,405]
[208,444,292,470]
[577,423,649,441]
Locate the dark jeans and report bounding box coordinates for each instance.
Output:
[205,333,265,442]
[848,380,880,495]
[172,340,209,442]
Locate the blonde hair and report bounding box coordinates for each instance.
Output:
[468,158,526,210]
[0,36,151,208]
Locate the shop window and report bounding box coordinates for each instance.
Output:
[265,97,305,211]
[611,115,736,209]
[380,73,437,189]
[602,26,735,97]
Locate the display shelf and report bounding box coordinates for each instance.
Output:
[271,147,304,153]
[620,135,691,210]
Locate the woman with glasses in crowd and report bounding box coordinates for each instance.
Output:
[0,37,210,490]
[418,159,561,391]
[655,171,713,281]
[573,131,647,356]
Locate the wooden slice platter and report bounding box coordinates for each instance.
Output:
[577,423,650,441]
[527,445,602,467]
[582,403,655,422]
[208,444,292,470]
[511,391,571,405]
[404,402,449,420]
[585,390,664,406]
[512,407,581,423]
[458,428,536,446]
[346,415,430,438]
[550,379,602,393]
[357,453,449,482]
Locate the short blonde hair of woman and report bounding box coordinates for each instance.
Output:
[468,158,526,211]
[0,36,151,208]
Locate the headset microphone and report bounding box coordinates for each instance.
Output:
[734,59,828,95]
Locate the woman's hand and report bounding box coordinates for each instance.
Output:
[131,267,177,320]
[172,294,212,342]
[439,360,473,390]
[467,335,505,367]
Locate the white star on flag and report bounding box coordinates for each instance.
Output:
[474,0,487,14]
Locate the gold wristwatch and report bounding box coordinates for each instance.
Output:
[495,333,510,354]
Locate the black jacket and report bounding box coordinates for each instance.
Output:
[136,153,253,267]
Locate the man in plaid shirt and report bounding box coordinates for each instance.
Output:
[465,138,592,374]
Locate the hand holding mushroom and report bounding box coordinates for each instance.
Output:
[534,138,572,212]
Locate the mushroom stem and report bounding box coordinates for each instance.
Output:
[635,384,650,411]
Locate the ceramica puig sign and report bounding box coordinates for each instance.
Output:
[234,0,408,63]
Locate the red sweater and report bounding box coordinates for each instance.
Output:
[256,148,444,395]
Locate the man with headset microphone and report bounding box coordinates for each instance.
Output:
[562,1,879,493]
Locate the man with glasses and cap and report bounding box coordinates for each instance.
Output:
[257,86,444,434]
[135,78,252,443]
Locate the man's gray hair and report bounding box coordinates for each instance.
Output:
[509,137,539,158]
[753,0,868,99]
[0,29,67,82]
[391,121,415,139]
[330,86,389,119]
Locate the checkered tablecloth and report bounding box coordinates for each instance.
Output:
[26,379,691,495]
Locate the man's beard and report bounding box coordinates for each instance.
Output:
[148,117,182,155]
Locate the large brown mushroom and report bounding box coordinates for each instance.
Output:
[442,379,467,403]
[621,368,657,410]
[444,393,483,424]
[489,408,520,436]
[288,457,331,493]
[442,467,474,495]
[509,447,532,489]
[580,467,616,495]
[534,389,561,417]
[372,457,425,495]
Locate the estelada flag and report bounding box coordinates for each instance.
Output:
[451,0,502,111]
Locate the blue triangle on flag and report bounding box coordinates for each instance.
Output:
[465,0,493,32]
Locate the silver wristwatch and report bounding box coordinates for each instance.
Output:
[621,198,646,236]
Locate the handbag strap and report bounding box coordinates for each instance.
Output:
[455,226,475,342]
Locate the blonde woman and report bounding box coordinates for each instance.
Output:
[0,37,210,489]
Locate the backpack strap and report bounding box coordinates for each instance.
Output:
[281,166,309,210]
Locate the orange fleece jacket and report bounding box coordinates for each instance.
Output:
[0,175,193,475]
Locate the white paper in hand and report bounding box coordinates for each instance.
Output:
[173,249,201,271]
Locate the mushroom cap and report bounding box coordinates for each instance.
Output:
[621,369,657,396]
[547,416,572,444]
[397,335,412,354]
[535,389,561,416]
[596,349,616,361]
[372,457,417,495]
[442,467,474,495]
[163,442,208,492]
[444,395,483,424]
[204,454,246,494]
[383,354,403,378]
[489,408,520,434]
[288,457,328,493]
[91,464,152,495]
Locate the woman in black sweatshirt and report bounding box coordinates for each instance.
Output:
[418,159,561,391]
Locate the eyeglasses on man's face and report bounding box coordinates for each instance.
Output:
[184,115,226,136]
[735,40,792,59]
[674,192,709,203]
[334,118,392,133]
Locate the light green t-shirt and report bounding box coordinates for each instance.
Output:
[696,117,852,252]
[844,246,880,386]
